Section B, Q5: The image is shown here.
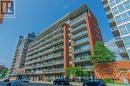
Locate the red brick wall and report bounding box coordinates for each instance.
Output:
[94,61,130,82]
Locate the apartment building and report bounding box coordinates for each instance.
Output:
[102,0,130,59]
[10,33,35,80]
[25,4,102,81]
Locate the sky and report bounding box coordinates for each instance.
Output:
[0,0,113,68]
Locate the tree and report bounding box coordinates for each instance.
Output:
[91,41,115,64]
[66,66,87,79]
[0,68,8,79]
[1,68,8,77]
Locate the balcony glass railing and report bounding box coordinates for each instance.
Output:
[74,45,90,53]
[29,27,62,48]
[108,18,115,23]
[75,57,89,62]
[72,23,86,32]
[28,39,63,58]
[29,32,62,53]
[71,16,85,26]
[74,38,88,45]
[73,30,87,38]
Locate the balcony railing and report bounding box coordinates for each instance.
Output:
[28,34,63,55]
[26,54,63,65]
[70,16,85,27]
[26,61,64,69]
[74,57,90,62]
[73,31,88,39]
[29,27,62,49]
[71,23,86,33]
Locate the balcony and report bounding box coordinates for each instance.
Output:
[115,36,124,48]
[29,27,62,49]
[71,23,86,33]
[103,3,109,8]
[28,34,63,55]
[27,54,63,65]
[119,47,129,58]
[73,31,88,40]
[44,69,63,74]
[74,49,90,55]
[43,61,64,67]
[106,10,113,19]
[74,57,90,63]
[27,40,63,60]
[70,16,85,27]
[119,47,127,53]
[74,40,89,47]
[108,18,115,23]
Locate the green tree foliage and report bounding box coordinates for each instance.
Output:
[91,41,115,64]
[0,68,8,79]
[66,66,87,78]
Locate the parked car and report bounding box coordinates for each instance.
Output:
[21,79,29,83]
[53,78,70,85]
[4,79,11,86]
[4,79,10,82]
[83,79,106,86]
[11,80,22,86]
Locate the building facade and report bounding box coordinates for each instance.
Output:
[25,5,102,81]
[105,38,122,60]
[102,0,130,59]
[10,33,35,80]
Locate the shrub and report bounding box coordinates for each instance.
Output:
[103,78,113,83]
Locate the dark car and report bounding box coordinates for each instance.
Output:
[53,78,70,85]
[4,79,11,86]
[4,79,10,82]
[83,79,106,86]
[11,80,22,86]
[21,79,29,83]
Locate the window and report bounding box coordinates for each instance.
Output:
[128,50,130,56]
[118,4,125,12]
[126,23,130,33]
[123,37,130,48]
[124,1,130,10]
[115,0,122,4]
[112,7,119,15]
[119,25,128,35]
[115,16,122,24]
[109,0,116,7]
[122,13,129,22]
[128,11,130,16]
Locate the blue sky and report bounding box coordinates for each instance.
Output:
[0,0,113,68]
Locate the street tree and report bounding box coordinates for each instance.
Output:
[91,41,115,64]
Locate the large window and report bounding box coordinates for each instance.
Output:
[115,16,122,24]
[126,23,130,32]
[124,1,130,10]
[119,23,130,35]
[115,12,130,24]
[123,36,130,48]
[112,7,119,15]
[119,25,127,35]
[111,1,130,16]
[109,0,123,7]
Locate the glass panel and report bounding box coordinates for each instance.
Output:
[124,1,130,10]
[123,37,130,48]
[126,23,130,33]
[119,25,128,35]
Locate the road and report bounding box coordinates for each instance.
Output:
[1,81,130,86]
[0,81,73,86]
